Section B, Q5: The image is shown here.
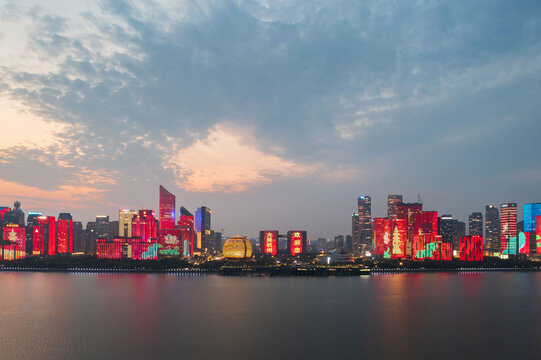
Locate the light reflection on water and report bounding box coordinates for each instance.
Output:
[1,272,540,360]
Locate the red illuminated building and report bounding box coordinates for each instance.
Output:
[459,236,483,261]
[412,234,444,260]
[57,216,73,254]
[178,207,194,256]
[537,215,541,255]
[132,210,157,242]
[34,216,56,255]
[157,229,182,257]
[288,231,306,256]
[373,218,408,259]
[500,203,517,255]
[2,225,26,260]
[259,231,278,256]
[97,238,158,260]
[159,185,176,230]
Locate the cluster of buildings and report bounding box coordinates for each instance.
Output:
[350,195,541,261]
[2,189,539,263]
[0,186,221,261]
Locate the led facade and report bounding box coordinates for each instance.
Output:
[537,215,541,255]
[157,229,182,257]
[412,234,443,260]
[259,231,278,256]
[97,238,158,260]
[288,231,307,256]
[518,232,530,254]
[35,216,56,256]
[524,203,541,232]
[459,236,483,261]
[159,185,176,230]
[57,218,73,254]
[500,203,517,255]
[132,210,157,242]
[179,207,194,256]
[1,226,26,260]
[372,218,407,259]
[222,236,252,259]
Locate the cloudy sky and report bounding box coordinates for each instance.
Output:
[1,0,540,239]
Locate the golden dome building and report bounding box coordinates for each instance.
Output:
[222,236,253,259]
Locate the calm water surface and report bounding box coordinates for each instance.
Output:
[1,272,540,360]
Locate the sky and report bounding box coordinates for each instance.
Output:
[1,0,540,239]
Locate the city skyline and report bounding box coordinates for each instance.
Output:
[1,1,541,238]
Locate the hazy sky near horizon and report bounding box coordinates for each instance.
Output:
[1,0,540,239]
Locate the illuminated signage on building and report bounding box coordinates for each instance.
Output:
[259,231,278,256]
[459,236,483,261]
[157,229,182,257]
[1,226,26,261]
[288,231,306,256]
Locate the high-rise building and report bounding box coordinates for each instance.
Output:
[259,231,278,256]
[387,195,403,219]
[438,215,459,245]
[459,236,483,261]
[178,207,194,256]
[95,216,110,240]
[372,217,407,259]
[396,202,423,257]
[2,225,26,260]
[500,203,518,256]
[159,185,176,230]
[195,207,211,252]
[73,221,84,253]
[357,196,372,251]
[287,231,307,256]
[57,213,73,254]
[468,212,483,237]
[119,210,138,237]
[35,216,56,256]
[524,203,541,233]
[26,212,42,255]
[132,210,157,242]
[345,235,353,253]
[2,201,25,227]
[351,213,360,255]
[85,221,97,255]
[485,205,499,251]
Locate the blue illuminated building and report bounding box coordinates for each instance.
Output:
[524,203,541,232]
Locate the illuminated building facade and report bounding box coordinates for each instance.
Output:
[34,216,56,256]
[518,232,530,254]
[524,203,541,233]
[95,215,110,241]
[195,206,211,252]
[26,212,42,255]
[459,236,483,261]
[159,185,176,230]
[57,213,73,254]
[412,234,444,260]
[468,212,483,237]
[179,207,194,256]
[259,231,278,256]
[157,229,182,257]
[485,205,499,251]
[132,210,157,242]
[387,195,403,219]
[357,196,372,251]
[119,210,138,237]
[1,225,26,260]
[97,238,158,260]
[288,231,307,256]
[222,236,252,259]
[372,218,407,259]
[439,215,459,245]
[396,202,423,257]
[500,203,517,256]
[536,215,541,255]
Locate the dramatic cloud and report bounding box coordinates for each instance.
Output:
[163,124,320,192]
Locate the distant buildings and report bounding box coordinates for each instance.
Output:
[387,195,402,219]
[468,212,483,237]
[485,205,499,251]
[524,203,541,233]
[357,196,372,254]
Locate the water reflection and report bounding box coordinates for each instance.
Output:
[1,272,541,359]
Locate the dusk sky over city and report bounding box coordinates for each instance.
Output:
[1,0,540,238]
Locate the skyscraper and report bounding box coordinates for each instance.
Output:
[485,205,499,251]
[132,210,157,242]
[179,207,195,256]
[195,207,211,252]
[439,215,459,245]
[159,185,176,230]
[57,213,73,254]
[387,195,403,219]
[524,203,541,233]
[95,215,110,240]
[351,213,360,255]
[357,196,372,251]
[500,203,517,256]
[468,212,483,237]
[119,209,138,237]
